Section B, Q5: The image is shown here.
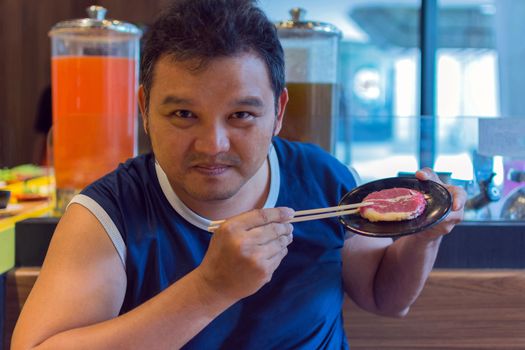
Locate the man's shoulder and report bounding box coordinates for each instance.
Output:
[272,137,333,160]
[109,152,154,179]
[272,137,357,194]
[272,137,346,172]
[117,152,154,172]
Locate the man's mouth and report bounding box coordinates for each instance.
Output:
[187,153,241,176]
[192,164,231,176]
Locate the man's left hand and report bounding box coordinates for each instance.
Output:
[413,167,467,241]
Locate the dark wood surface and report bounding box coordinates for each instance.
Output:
[4,267,39,350]
[0,0,166,167]
[344,270,525,349]
[4,268,525,349]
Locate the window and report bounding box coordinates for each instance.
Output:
[261,0,525,221]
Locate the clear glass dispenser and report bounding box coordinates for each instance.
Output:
[276,8,342,152]
[49,6,142,212]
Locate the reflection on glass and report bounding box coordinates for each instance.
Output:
[262,0,525,221]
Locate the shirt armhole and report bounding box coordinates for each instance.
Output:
[347,166,362,186]
[67,194,127,268]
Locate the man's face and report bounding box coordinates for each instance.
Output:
[139,52,287,206]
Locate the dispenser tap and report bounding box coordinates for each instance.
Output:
[465,172,501,210]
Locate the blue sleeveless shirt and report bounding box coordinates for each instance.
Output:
[72,137,357,349]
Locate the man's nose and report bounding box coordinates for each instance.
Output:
[193,122,230,155]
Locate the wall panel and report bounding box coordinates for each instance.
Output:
[0,0,164,167]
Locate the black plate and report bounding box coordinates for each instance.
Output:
[339,177,452,238]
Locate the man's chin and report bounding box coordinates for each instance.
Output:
[186,188,239,202]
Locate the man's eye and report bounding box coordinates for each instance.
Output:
[171,110,194,119]
[230,111,254,120]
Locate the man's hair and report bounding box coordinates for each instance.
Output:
[140,0,285,112]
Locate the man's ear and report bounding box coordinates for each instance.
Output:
[138,85,149,135]
[273,88,289,136]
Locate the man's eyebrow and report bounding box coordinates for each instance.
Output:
[233,97,264,108]
[160,95,194,106]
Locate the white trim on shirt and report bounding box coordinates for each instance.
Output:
[67,194,127,268]
[155,144,281,231]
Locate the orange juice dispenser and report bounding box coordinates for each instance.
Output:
[49,6,142,212]
[276,8,341,153]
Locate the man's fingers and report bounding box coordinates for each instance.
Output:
[252,232,293,261]
[448,185,467,211]
[265,244,289,272]
[414,168,467,212]
[220,207,294,232]
[266,233,293,258]
[249,207,294,227]
[415,167,441,183]
[248,222,294,245]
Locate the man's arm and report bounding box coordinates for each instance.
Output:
[342,169,466,317]
[12,204,294,349]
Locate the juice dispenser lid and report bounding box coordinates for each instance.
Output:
[275,8,342,38]
[49,5,142,37]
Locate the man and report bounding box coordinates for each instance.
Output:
[12,0,466,349]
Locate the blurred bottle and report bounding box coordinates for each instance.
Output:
[49,6,142,212]
[276,8,341,153]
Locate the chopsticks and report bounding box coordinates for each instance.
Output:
[207,201,372,232]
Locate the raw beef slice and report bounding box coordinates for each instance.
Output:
[360,187,426,222]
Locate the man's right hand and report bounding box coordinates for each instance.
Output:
[195,207,295,301]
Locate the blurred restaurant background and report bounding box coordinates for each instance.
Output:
[2,0,525,221]
[1,1,525,349]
